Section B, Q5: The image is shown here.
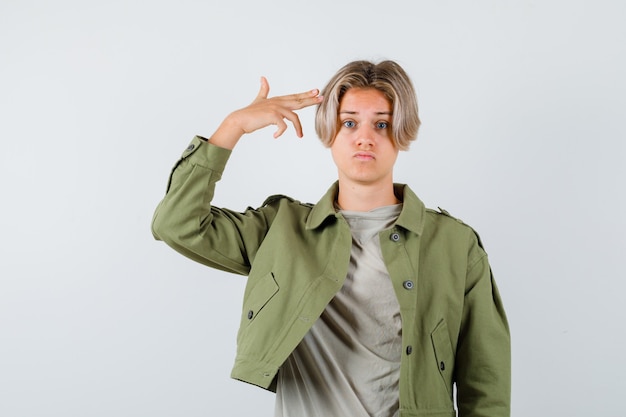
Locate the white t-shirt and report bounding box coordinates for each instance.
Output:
[275,204,403,417]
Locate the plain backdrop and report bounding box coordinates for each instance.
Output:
[1,1,625,416]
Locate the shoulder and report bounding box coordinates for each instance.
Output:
[424,206,470,229]
[426,206,466,224]
[255,194,318,231]
[261,194,315,210]
[425,206,487,251]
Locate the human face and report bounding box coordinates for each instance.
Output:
[331,88,399,188]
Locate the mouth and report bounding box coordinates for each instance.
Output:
[354,151,375,161]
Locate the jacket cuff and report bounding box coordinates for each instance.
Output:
[181,135,232,174]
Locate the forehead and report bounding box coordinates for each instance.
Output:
[339,88,392,113]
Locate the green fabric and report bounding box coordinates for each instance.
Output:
[152,136,511,417]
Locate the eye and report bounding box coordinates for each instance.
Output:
[342,120,356,128]
[376,121,389,129]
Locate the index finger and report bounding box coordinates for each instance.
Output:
[276,89,323,110]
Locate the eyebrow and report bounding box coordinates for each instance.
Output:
[339,110,393,115]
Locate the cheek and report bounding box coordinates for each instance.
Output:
[330,140,351,166]
[330,134,346,152]
[384,144,400,164]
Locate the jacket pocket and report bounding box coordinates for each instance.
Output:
[242,272,279,323]
[430,319,455,399]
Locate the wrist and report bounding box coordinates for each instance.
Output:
[209,115,244,150]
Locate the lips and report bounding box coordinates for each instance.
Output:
[354,151,375,161]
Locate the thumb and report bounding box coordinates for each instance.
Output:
[253,76,270,102]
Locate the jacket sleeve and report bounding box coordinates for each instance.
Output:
[151,136,275,276]
[454,232,511,417]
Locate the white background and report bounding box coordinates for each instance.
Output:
[1,1,624,416]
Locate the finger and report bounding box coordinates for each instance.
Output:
[254,76,270,102]
[273,119,289,139]
[278,89,323,110]
[281,111,304,138]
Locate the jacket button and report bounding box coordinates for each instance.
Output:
[186,144,195,151]
[406,345,413,355]
[247,310,254,320]
[390,232,401,242]
[403,280,414,290]
[440,361,446,371]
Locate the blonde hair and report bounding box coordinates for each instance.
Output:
[315,60,420,151]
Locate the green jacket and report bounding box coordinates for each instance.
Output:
[152,136,511,417]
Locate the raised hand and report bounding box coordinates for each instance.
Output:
[209,77,323,150]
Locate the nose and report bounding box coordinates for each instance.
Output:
[356,125,375,148]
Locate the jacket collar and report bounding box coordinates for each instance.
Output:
[306,182,425,236]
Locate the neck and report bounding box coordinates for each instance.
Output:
[336,181,400,212]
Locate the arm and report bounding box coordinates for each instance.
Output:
[455,234,511,417]
[151,78,322,274]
